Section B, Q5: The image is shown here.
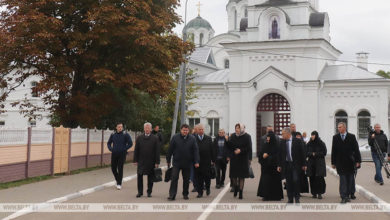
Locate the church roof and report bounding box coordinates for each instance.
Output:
[189,47,215,65]
[183,16,214,33]
[194,69,230,84]
[319,64,384,81]
[228,0,242,4]
[256,0,296,7]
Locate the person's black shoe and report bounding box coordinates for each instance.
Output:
[191,188,197,192]
[380,182,384,185]
[197,194,203,198]
[136,193,143,198]
[167,196,175,201]
[295,198,300,204]
[206,188,210,196]
[233,187,238,197]
[239,190,243,200]
[183,195,189,200]
[341,198,347,204]
[216,185,220,189]
[350,194,356,200]
[318,194,323,199]
[312,194,317,198]
[287,200,294,204]
[147,193,152,198]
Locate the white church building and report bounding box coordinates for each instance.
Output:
[185,0,390,149]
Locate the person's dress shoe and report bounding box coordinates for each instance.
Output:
[147,193,152,198]
[287,199,294,204]
[318,194,323,199]
[380,182,384,185]
[216,185,220,189]
[197,194,203,198]
[167,196,175,201]
[191,188,197,192]
[238,190,243,200]
[136,193,143,198]
[183,195,189,200]
[295,198,300,204]
[206,188,210,196]
[350,194,356,200]
[312,194,317,198]
[341,198,348,204]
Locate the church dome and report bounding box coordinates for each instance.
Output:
[183,16,214,33]
[228,0,242,3]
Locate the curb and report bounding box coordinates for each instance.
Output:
[326,165,390,215]
[3,166,167,220]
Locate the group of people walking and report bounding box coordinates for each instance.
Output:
[106,120,390,204]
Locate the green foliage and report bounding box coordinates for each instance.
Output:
[377,70,390,79]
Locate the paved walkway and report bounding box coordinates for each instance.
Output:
[0,157,389,220]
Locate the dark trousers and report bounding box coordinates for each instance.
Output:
[309,176,326,195]
[137,173,154,195]
[339,174,355,199]
[216,159,227,186]
[169,166,190,198]
[196,170,211,195]
[285,162,300,201]
[111,152,126,185]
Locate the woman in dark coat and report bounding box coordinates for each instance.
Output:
[296,132,309,194]
[306,131,327,199]
[257,132,283,201]
[228,123,251,199]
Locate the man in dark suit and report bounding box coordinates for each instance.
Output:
[195,124,215,197]
[277,127,307,204]
[331,122,361,204]
[166,124,200,201]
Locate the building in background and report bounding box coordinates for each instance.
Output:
[185,0,390,151]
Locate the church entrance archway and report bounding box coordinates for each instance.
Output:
[256,93,291,149]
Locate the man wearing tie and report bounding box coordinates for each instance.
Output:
[277,127,307,203]
[331,122,361,203]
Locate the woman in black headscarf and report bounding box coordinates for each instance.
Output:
[306,131,327,199]
[257,132,283,201]
[228,123,251,199]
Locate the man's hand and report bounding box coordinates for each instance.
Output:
[225,135,229,141]
[155,164,159,168]
[211,162,215,166]
[226,157,230,162]
[312,152,315,157]
[277,167,282,173]
[263,153,269,159]
[234,149,241,155]
[332,165,336,169]
[302,166,307,171]
[371,133,375,138]
[167,162,171,168]
[356,163,360,168]
[194,163,200,168]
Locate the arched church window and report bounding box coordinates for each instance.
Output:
[244,8,248,18]
[187,33,195,43]
[358,110,371,139]
[335,110,348,134]
[234,10,237,30]
[269,16,280,39]
[224,59,230,69]
[199,33,204,46]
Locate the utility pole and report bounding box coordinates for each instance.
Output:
[171,0,189,139]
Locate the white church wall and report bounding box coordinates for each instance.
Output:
[320,85,390,148]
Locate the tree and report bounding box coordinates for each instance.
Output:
[0,0,193,128]
[377,70,390,79]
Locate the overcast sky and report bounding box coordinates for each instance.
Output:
[173,0,390,73]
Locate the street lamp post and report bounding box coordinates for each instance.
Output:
[171,0,189,139]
